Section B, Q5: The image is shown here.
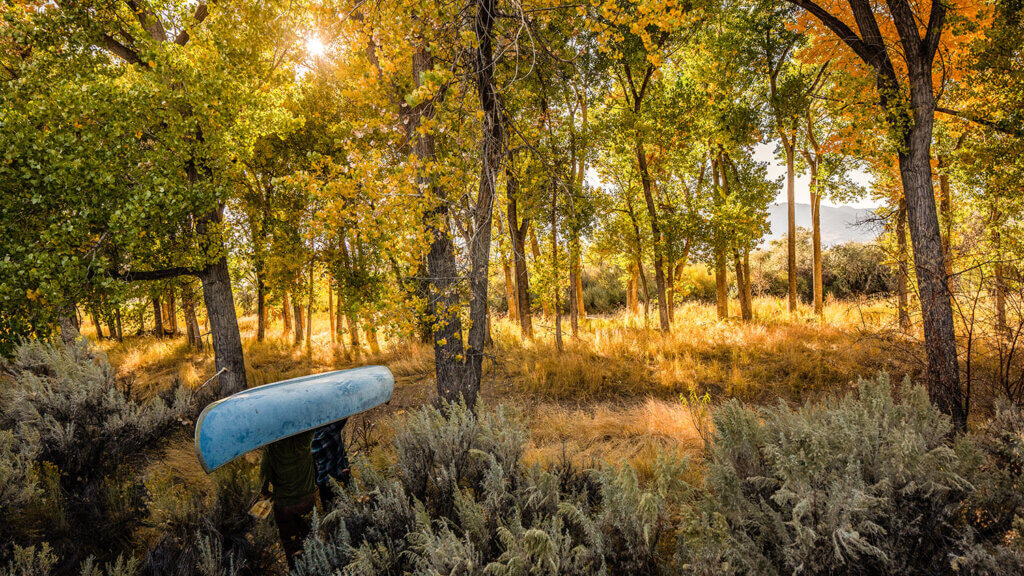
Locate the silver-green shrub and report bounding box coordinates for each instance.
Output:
[1,338,191,484]
[0,429,38,550]
[294,402,678,576]
[0,338,193,569]
[0,545,56,576]
[676,374,1024,575]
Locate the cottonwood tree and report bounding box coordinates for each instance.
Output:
[589,0,699,333]
[0,1,300,396]
[785,0,967,428]
[799,73,865,316]
[343,0,513,405]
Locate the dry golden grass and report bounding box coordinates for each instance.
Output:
[85,296,906,467]
[491,296,904,405]
[524,398,705,479]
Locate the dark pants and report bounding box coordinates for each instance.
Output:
[317,468,350,511]
[318,482,336,511]
[273,493,316,568]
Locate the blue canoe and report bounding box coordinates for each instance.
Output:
[194,365,394,473]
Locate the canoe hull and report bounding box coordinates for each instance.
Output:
[194,365,394,473]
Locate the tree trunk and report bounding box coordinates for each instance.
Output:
[136,307,145,336]
[899,70,965,430]
[784,138,798,313]
[292,298,304,345]
[183,283,202,351]
[306,265,313,350]
[367,324,381,355]
[405,50,469,404]
[503,254,517,321]
[105,313,118,343]
[165,289,178,336]
[305,303,312,349]
[992,205,1007,334]
[91,311,104,340]
[569,239,580,338]
[506,154,533,338]
[637,139,669,332]
[282,292,292,333]
[152,297,164,338]
[199,254,248,396]
[575,250,586,321]
[256,272,266,342]
[551,181,563,353]
[811,189,823,316]
[347,313,360,348]
[938,154,954,279]
[673,242,692,318]
[896,198,912,331]
[735,250,752,321]
[715,248,728,320]
[803,122,824,317]
[711,154,728,320]
[627,264,639,314]
[328,280,336,344]
[115,307,123,341]
[336,286,346,345]
[530,226,551,317]
[638,260,650,321]
[784,0,964,428]
[59,303,80,345]
[462,0,502,404]
[743,248,753,320]
[995,256,1007,337]
[666,258,675,324]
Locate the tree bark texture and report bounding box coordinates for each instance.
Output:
[897,198,912,331]
[506,155,533,338]
[152,297,164,338]
[785,139,798,313]
[199,253,247,395]
[637,139,669,332]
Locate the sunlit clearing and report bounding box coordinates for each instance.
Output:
[306,36,325,57]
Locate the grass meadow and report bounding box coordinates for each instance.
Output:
[93,296,908,475]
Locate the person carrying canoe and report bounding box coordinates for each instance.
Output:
[259,431,316,568]
[311,418,350,510]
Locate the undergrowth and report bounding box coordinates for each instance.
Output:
[295,402,686,576]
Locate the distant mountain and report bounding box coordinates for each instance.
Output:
[764,203,881,246]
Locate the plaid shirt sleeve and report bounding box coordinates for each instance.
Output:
[311,419,349,487]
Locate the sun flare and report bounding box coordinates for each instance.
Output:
[306,35,325,57]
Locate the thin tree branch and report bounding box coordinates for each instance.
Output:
[936,106,1024,137]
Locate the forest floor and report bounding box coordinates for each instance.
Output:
[96,295,912,477]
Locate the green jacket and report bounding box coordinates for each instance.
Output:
[259,431,316,507]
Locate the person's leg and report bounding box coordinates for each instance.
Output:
[318,482,335,510]
[273,503,301,568]
[274,496,316,569]
[338,446,350,486]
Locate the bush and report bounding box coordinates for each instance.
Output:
[0,338,192,484]
[822,241,896,298]
[0,338,193,569]
[0,545,55,576]
[583,264,628,314]
[676,264,717,303]
[294,403,681,576]
[141,459,280,576]
[675,374,1024,575]
[0,430,38,553]
[749,231,894,301]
